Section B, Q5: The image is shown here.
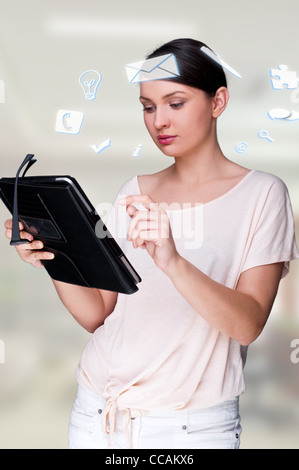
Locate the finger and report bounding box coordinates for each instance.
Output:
[4,219,24,230]
[15,238,44,254]
[4,228,11,240]
[5,227,34,242]
[18,248,55,266]
[126,204,138,219]
[135,230,162,248]
[127,211,159,241]
[19,229,34,242]
[119,194,160,212]
[30,251,55,269]
[129,220,159,244]
[4,219,12,229]
[31,249,55,262]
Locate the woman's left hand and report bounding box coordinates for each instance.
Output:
[119,194,180,273]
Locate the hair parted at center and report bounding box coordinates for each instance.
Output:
[146,38,227,97]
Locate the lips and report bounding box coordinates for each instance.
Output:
[157,135,177,145]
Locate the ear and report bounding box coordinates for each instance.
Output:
[212,87,229,118]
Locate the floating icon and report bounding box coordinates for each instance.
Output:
[79,70,102,101]
[132,144,143,157]
[291,88,299,104]
[90,139,111,154]
[286,111,299,121]
[267,108,299,121]
[55,110,85,135]
[270,65,299,90]
[0,79,4,103]
[234,142,248,154]
[200,46,242,79]
[126,54,180,84]
[268,108,291,120]
[258,130,273,142]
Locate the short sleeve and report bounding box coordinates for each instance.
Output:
[102,178,134,250]
[241,179,299,278]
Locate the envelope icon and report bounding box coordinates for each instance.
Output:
[125,53,180,84]
[200,46,242,79]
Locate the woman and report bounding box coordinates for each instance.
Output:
[4,38,299,449]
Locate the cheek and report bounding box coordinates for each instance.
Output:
[185,107,212,132]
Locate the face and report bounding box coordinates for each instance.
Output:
[139,80,228,159]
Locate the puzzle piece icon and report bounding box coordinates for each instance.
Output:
[270,65,299,90]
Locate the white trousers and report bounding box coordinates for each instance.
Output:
[68,385,242,449]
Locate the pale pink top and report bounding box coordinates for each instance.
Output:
[76,170,299,441]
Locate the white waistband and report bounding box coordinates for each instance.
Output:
[75,385,239,448]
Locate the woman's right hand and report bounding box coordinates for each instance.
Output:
[4,219,55,269]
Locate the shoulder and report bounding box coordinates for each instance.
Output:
[115,171,164,198]
[249,169,289,194]
[248,170,291,210]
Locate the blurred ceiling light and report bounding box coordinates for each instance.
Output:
[44,17,197,38]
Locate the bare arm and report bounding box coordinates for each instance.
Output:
[164,255,284,346]
[4,219,117,332]
[51,280,117,332]
[121,194,285,347]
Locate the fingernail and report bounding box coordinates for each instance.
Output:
[48,253,55,259]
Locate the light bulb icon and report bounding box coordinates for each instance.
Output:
[79,70,102,101]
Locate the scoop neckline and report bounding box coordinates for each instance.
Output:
[135,170,255,212]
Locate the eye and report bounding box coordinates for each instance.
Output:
[170,102,184,109]
[143,106,156,113]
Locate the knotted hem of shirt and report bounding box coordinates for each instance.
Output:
[103,395,144,449]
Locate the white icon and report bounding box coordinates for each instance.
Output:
[90,139,111,154]
[200,46,242,79]
[55,110,85,135]
[234,142,248,154]
[258,130,274,142]
[270,65,299,90]
[268,108,299,121]
[126,54,180,84]
[79,70,102,101]
[0,79,4,103]
[291,88,299,104]
[268,108,291,120]
[132,144,143,157]
[285,111,299,121]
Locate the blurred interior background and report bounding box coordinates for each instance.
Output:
[0,0,298,449]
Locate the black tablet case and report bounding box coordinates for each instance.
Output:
[0,154,141,294]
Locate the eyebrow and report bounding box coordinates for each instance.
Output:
[139,91,187,101]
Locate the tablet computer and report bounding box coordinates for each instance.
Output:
[0,154,141,294]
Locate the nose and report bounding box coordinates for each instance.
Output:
[153,106,170,130]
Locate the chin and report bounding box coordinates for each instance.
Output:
[158,144,180,157]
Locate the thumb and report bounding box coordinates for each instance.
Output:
[126,204,138,219]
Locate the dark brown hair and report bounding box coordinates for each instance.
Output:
[146,38,227,97]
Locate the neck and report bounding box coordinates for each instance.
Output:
[170,138,228,186]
